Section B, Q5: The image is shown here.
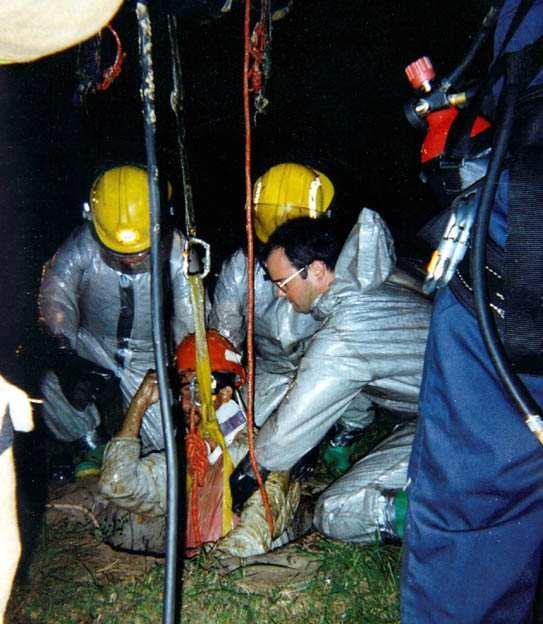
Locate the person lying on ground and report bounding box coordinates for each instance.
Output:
[96,330,301,556]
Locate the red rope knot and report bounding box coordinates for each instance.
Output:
[186,432,209,487]
[96,24,126,92]
[185,406,210,545]
[248,21,266,94]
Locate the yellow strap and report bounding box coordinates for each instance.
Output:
[188,275,234,534]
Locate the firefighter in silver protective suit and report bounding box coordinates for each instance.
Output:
[230,208,432,544]
[210,163,375,477]
[39,165,195,479]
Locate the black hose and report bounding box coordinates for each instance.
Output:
[136,3,180,623]
[471,52,542,425]
[443,2,501,89]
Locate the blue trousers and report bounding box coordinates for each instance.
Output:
[401,287,543,623]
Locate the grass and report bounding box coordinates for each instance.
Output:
[11,524,401,624]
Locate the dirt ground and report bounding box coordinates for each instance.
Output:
[13,477,324,612]
[27,478,165,589]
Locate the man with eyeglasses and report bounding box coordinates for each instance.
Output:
[211,163,375,477]
[231,208,432,545]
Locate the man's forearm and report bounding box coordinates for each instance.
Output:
[116,395,149,438]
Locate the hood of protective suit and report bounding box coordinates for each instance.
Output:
[209,248,321,426]
[313,208,396,319]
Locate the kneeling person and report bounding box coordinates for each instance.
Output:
[232,209,431,544]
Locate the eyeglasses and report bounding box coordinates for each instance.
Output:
[271,265,308,293]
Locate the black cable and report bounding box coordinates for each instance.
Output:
[136,3,180,623]
[471,51,542,425]
[443,1,502,89]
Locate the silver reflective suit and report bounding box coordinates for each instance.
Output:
[254,209,431,541]
[39,224,194,451]
[210,249,374,430]
[315,420,416,543]
[209,248,321,426]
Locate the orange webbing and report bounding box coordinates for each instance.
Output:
[185,406,209,545]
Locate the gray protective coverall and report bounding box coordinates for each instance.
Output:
[210,249,375,430]
[39,224,195,451]
[210,248,320,426]
[254,208,431,542]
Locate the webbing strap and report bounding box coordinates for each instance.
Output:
[444,30,543,165]
[188,275,234,534]
[504,145,543,373]
[115,276,134,368]
[494,0,536,62]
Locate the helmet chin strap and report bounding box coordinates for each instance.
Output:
[308,175,322,218]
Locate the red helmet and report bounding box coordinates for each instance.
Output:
[175,330,246,387]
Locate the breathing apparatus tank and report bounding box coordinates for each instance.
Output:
[411,103,493,294]
[404,0,543,441]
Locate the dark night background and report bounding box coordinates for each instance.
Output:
[0,0,491,395]
[0,0,495,586]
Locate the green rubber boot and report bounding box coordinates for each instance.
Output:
[394,489,408,539]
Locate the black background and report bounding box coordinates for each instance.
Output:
[0,0,491,392]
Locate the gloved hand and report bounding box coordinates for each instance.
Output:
[56,351,117,412]
[230,453,269,514]
[322,444,352,478]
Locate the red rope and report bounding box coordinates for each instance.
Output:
[243,0,274,535]
[96,24,126,92]
[248,22,266,94]
[186,406,209,545]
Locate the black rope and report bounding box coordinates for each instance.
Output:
[471,51,542,432]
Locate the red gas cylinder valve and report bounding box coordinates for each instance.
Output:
[405,56,436,93]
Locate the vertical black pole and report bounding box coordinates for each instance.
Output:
[135,3,179,623]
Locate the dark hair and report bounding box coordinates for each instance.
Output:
[212,372,237,392]
[263,217,342,271]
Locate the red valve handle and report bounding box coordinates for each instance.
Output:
[405,56,435,90]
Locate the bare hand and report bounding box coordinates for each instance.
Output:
[135,370,159,408]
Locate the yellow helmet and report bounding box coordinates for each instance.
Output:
[90,165,150,254]
[252,163,334,243]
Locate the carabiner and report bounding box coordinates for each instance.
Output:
[182,237,211,278]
